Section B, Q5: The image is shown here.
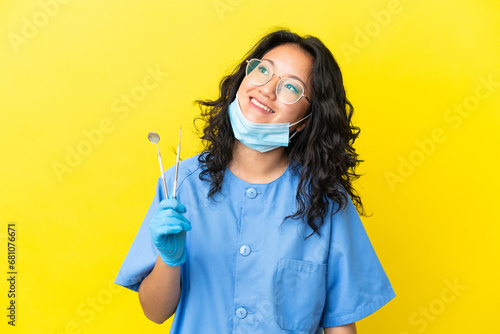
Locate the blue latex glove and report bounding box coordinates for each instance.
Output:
[149,198,191,266]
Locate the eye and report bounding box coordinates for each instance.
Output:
[257,65,269,76]
[284,83,300,94]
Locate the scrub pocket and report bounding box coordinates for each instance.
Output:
[275,258,327,333]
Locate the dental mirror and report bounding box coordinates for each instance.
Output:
[148,132,160,143]
[148,132,168,199]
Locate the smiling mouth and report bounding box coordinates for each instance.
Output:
[250,98,275,114]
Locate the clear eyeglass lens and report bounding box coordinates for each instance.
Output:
[246,59,272,85]
[277,78,304,104]
[246,59,305,104]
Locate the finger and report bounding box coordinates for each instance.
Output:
[176,219,192,232]
[165,211,191,231]
[155,208,187,223]
[157,198,187,213]
[154,224,183,236]
[158,213,191,232]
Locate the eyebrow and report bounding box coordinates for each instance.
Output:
[261,58,308,89]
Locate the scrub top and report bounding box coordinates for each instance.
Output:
[115,154,395,333]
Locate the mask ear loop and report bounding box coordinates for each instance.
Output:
[289,113,312,127]
[288,113,312,142]
[288,130,298,143]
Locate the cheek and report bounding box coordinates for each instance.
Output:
[237,89,244,106]
[238,77,253,94]
[289,103,311,122]
[237,83,248,103]
[237,79,257,106]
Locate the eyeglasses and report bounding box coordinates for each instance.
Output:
[245,59,311,105]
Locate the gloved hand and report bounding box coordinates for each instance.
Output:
[149,198,191,266]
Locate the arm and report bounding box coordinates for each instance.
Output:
[138,198,191,323]
[324,323,357,334]
[138,255,181,324]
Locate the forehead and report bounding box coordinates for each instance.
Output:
[261,44,313,79]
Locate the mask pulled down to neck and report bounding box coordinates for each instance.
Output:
[228,93,310,153]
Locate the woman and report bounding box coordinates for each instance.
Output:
[115,29,395,334]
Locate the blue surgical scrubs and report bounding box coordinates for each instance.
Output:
[115,154,395,333]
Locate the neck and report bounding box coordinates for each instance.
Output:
[229,140,289,184]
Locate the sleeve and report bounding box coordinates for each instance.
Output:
[320,195,396,327]
[114,177,165,292]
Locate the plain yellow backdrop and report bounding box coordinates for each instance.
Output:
[1,0,499,333]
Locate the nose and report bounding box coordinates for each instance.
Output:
[258,74,279,100]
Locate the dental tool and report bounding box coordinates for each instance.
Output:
[148,132,168,199]
[172,127,182,199]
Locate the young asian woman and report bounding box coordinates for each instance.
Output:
[115,29,395,334]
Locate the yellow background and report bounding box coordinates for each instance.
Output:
[1,0,499,333]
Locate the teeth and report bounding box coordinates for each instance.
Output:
[251,98,274,113]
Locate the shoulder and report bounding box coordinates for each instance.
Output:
[166,153,203,182]
[180,153,203,173]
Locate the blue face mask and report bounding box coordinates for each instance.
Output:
[228,94,311,153]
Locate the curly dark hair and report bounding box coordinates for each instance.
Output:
[194,29,366,236]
